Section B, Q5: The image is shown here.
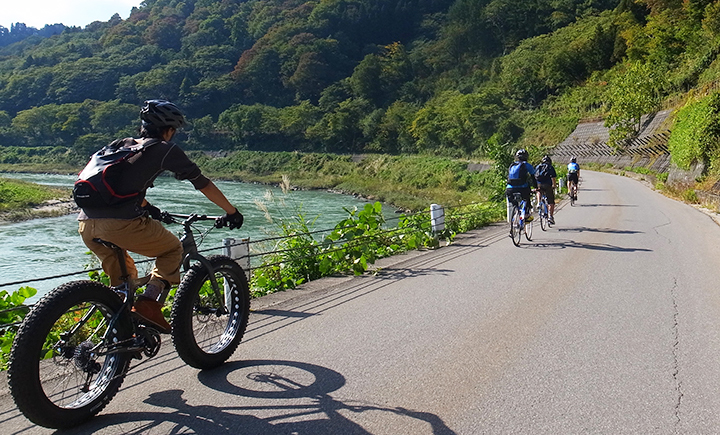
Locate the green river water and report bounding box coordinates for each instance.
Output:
[0,173,397,301]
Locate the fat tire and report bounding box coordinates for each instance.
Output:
[172,255,250,369]
[510,206,522,247]
[8,281,132,429]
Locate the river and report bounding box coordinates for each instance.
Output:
[0,173,397,301]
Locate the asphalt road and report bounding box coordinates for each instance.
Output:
[3,170,720,434]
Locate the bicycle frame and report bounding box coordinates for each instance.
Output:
[89,213,228,356]
[177,217,227,315]
[511,193,527,223]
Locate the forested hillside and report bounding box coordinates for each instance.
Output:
[1,0,720,167]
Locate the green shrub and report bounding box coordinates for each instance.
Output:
[682,188,699,203]
[0,287,37,370]
[668,92,720,170]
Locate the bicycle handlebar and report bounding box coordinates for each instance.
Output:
[159,212,226,228]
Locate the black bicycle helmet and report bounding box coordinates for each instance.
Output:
[516,149,529,161]
[570,156,577,163]
[541,155,552,164]
[140,100,185,129]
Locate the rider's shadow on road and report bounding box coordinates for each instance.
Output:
[63,359,456,435]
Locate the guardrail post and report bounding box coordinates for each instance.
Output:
[223,238,251,282]
[430,204,445,233]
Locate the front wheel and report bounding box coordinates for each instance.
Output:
[8,281,133,429]
[172,255,250,369]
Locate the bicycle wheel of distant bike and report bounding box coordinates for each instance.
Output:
[510,206,523,247]
[539,203,549,231]
[524,214,533,241]
[8,280,133,429]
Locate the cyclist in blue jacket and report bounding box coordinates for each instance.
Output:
[506,149,537,222]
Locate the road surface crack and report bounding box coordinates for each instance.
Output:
[671,277,683,433]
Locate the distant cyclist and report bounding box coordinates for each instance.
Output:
[535,155,557,224]
[567,156,580,201]
[506,149,537,222]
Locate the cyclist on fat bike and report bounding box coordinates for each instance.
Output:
[535,155,557,224]
[567,156,580,201]
[76,99,244,333]
[506,149,537,222]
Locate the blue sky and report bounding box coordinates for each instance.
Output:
[2,0,142,29]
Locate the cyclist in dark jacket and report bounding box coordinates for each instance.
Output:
[534,155,557,224]
[506,149,537,222]
[77,100,244,333]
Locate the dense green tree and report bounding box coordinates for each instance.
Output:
[89,100,138,136]
[604,61,666,147]
[367,101,420,153]
[308,98,374,152]
[411,89,507,155]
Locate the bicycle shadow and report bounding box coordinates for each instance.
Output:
[56,360,457,435]
[572,203,638,208]
[556,226,642,235]
[523,239,652,253]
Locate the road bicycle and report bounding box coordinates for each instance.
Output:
[537,192,551,231]
[509,192,533,246]
[7,213,251,429]
[569,180,578,206]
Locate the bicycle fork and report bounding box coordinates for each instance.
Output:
[180,227,229,316]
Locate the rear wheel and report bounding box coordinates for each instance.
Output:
[172,255,250,369]
[8,281,132,429]
[524,214,533,241]
[510,206,523,246]
[539,201,548,231]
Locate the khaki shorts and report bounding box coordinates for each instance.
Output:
[79,216,182,286]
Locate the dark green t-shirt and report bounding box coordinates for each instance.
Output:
[78,137,210,220]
